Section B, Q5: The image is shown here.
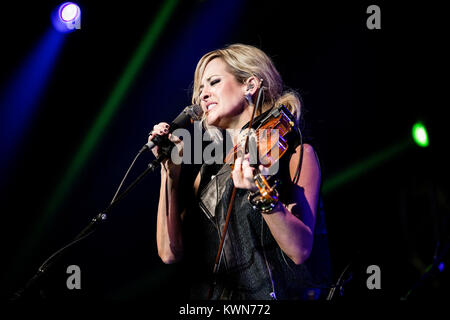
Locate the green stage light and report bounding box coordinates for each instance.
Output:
[412,122,429,147]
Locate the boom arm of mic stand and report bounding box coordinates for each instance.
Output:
[10,156,163,302]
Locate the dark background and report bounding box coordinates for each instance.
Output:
[0,0,448,304]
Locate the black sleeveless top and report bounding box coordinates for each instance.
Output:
[182,110,332,300]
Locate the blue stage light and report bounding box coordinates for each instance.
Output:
[60,3,80,22]
[52,2,81,33]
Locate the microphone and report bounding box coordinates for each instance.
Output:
[140,104,203,153]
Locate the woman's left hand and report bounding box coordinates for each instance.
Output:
[232,153,269,192]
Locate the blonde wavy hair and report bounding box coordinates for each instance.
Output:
[192,43,302,125]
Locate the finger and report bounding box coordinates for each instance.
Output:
[150,126,162,138]
[168,134,184,157]
[232,157,243,180]
[259,164,270,176]
[242,159,256,190]
[149,122,170,143]
[155,123,170,134]
[243,153,251,163]
[235,156,244,167]
[148,130,158,142]
[242,159,254,179]
[231,166,243,188]
[157,125,169,135]
[168,133,181,144]
[153,124,160,132]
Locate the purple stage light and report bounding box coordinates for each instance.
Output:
[438,262,444,272]
[51,2,81,33]
[60,3,80,22]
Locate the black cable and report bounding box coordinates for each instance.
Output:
[326,259,354,300]
[110,150,144,205]
[10,148,146,301]
[9,227,97,302]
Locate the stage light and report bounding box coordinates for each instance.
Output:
[60,3,79,22]
[51,2,81,33]
[412,122,429,148]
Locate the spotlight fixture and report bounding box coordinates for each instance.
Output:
[52,2,81,33]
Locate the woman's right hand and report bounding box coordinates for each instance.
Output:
[148,122,183,178]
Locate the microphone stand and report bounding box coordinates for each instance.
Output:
[10,153,166,302]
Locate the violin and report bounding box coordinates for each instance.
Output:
[224,104,298,208]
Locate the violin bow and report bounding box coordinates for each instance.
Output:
[207,80,264,299]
